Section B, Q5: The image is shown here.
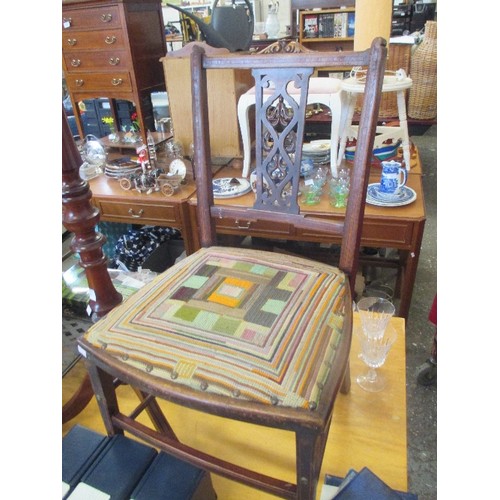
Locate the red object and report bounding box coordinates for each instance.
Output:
[428,295,437,325]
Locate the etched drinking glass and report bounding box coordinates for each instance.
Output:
[356,297,395,340]
[356,325,397,392]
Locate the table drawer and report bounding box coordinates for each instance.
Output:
[97,200,179,226]
[63,50,129,72]
[66,72,132,93]
[298,218,414,249]
[216,218,292,237]
[62,29,126,51]
[62,6,122,31]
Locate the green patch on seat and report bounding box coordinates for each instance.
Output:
[182,275,210,289]
[213,316,241,335]
[261,299,286,314]
[192,310,220,329]
[174,305,201,322]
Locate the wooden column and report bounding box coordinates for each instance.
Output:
[62,107,122,320]
[354,0,392,51]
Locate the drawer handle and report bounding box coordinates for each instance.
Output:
[62,17,72,28]
[67,38,77,46]
[75,79,84,87]
[101,13,113,23]
[70,59,81,67]
[105,35,117,45]
[234,219,251,229]
[128,208,144,218]
[109,57,120,66]
[111,78,123,86]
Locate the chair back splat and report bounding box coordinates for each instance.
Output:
[78,38,386,500]
[191,40,387,290]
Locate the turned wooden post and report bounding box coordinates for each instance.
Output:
[62,107,122,319]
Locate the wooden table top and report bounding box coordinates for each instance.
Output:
[207,163,426,223]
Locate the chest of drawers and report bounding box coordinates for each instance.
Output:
[62,0,167,142]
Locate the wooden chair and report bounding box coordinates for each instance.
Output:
[77,38,387,499]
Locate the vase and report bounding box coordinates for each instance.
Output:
[408,21,437,120]
[265,8,280,39]
[108,129,120,143]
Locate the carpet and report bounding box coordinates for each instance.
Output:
[62,315,92,377]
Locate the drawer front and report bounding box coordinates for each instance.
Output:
[97,200,179,226]
[62,6,122,31]
[298,218,414,249]
[63,50,129,72]
[65,72,132,92]
[216,218,292,237]
[62,29,126,51]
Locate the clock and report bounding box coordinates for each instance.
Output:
[169,158,187,180]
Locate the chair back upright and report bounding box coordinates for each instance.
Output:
[190,38,387,293]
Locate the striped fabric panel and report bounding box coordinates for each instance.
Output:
[84,246,348,409]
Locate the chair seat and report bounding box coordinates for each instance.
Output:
[83,246,350,410]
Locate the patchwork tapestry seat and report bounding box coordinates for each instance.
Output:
[84,246,349,410]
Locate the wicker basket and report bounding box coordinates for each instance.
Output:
[408,21,437,120]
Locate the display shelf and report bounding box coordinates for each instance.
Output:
[299,7,355,52]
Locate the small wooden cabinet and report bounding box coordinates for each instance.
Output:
[62,0,167,142]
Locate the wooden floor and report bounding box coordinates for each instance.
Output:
[62,314,408,499]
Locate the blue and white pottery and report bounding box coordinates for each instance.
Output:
[379,160,407,198]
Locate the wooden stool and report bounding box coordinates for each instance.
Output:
[337,69,413,170]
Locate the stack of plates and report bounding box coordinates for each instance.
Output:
[302,140,330,165]
[366,183,417,207]
[104,157,142,178]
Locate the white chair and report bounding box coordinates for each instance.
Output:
[238,77,343,177]
[337,68,413,169]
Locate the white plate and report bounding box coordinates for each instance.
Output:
[213,178,252,198]
[302,140,330,154]
[366,183,417,207]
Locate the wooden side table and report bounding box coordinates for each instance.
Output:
[62,0,167,143]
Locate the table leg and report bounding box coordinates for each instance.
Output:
[336,92,357,168]
[396,89,411,171]
[397,219,426,320]
[238,96,253,178]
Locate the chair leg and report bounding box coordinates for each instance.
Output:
[85,361,123,436]
[295,428,326,499]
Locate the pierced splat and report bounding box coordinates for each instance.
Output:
[253,67,313,213]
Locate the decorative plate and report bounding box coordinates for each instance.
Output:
[366,183,417,207]
[212,177,252,198]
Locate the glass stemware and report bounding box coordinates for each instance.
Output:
[356,325,397,392]
[356,296,395,340]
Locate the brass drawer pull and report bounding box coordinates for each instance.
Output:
[105,35,117,45]
[101,13,113,23]
[75,79,84,87]
[234,219,251,229]
[128,208,144,218]
[70,59,81,67]
[111,78,123,86]
[109,57,120,66]
[67,38,77,46]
